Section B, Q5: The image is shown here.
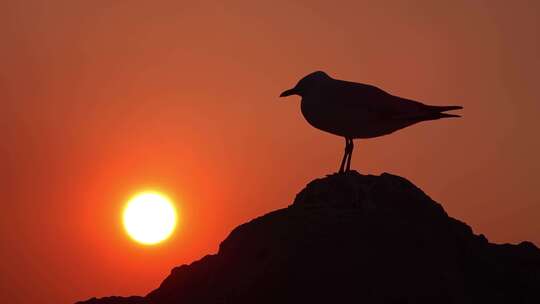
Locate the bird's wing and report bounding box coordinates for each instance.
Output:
[326,80,429,119]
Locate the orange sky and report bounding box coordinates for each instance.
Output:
[1,1,539,303]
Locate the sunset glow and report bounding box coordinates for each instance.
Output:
[123,192,177,245]
[3,1,540,303]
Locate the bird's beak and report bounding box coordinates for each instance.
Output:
[279,88,297,97]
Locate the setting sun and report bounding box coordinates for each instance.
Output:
[123,191,178,245]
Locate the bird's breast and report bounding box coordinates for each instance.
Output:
[300,100,355,137]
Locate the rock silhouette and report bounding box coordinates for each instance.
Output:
[79,172,540,304]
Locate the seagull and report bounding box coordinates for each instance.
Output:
[279,71,463,173]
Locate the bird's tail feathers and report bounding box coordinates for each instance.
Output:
[429,105,463,112]
[425,105,463,119]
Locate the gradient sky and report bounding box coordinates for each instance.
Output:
[1,1,539,303]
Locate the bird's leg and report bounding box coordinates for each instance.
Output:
[338,137,349,174]
[345,138,354,172]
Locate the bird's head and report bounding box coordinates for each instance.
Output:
[279,71,331,98]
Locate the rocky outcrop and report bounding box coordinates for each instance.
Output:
[79,296,146,304]
[78,172,540,304]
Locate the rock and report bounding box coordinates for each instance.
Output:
[77,171,540,304]
[77,296,146,304]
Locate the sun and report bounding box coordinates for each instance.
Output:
[123,191,178,245]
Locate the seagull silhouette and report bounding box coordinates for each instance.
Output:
[280,71,463,173]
